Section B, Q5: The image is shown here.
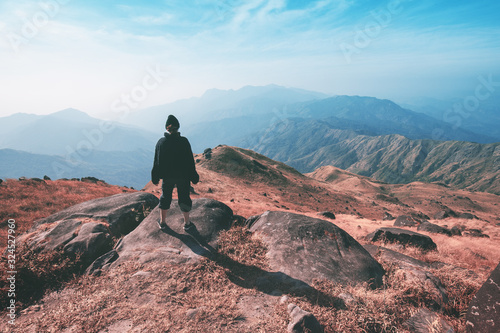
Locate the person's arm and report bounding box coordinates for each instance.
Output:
[185,139,199,184]
[151,140,161,185]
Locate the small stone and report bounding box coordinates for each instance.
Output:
[287,303,323,333]
[338,292,357,308]
[186,307,206,320]
[318,211,336,219]
[132,271,152,278]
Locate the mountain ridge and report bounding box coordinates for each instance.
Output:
[245,119,500,194]
[0,148,152,189]
[2,85,499,194]
[141,145,500,223]
[0,109,157,156]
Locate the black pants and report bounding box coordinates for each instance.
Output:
[159,178,192,212]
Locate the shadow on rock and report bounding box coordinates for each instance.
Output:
[215,252,345,309]
[160,224,216,259]
[159,222,345,309]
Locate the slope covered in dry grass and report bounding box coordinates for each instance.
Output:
[2,146,499,332]
[9,224,487,332]
[0,178,134,250]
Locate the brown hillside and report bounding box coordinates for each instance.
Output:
[0,178,135,250]
[144,145,381,219]
[144,146,499,225]
[3,146,500,332]
[308,165,500,225]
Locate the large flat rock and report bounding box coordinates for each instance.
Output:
[248,211,384,288]
[32,192,159,236]
[19,192,159,266]
[93,198,233,272]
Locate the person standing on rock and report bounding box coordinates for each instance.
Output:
[152,115,199,231]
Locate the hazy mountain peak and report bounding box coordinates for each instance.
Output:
[48,108,93,122]
[200,84,327,102]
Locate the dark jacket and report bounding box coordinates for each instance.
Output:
[151,132,199,185]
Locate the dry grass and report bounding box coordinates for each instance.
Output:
[1,170,497,332]
[431,267,482,331]
[0,244,87,310]
[5,225,486,333]
[329,213,499,276]
[10,227,286,333]
[0,178,134,250]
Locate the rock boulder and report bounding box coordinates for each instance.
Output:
[317,211,335,219]
[394,215,419,227]
[366,227,437,252]
[19,192,158,267]
[248,211,384,288]
[434,208,457,220]
[63,223,112,264]
[91,198,233,272]
[32,192,159,236]
[287,303,323,333]
[417,221,452,236]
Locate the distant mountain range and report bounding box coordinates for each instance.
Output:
[243,118,500,194]
[399,92,500,142]
[1,85,499,192]
[121,84,329,153]
[121,85,499,153]
[0,109,157,188]
[282,95,498,143]
[0,148,152,189]
[0,108,157,156]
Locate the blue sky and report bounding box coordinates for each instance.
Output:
[0,0,499,118]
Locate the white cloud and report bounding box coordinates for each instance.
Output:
[0,0,498,117]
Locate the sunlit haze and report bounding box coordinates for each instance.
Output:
[0,0,499,118]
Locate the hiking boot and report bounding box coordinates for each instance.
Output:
[183,222,195,232]
[158,219,167,229]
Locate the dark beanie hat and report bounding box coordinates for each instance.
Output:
[165,115,180,129]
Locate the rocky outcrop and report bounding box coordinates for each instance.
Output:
[434,208,457,220]
[248,211,384,288]
[463,229,489,238]
[32,192,159,236]
[89,198,233,273]
[466,262,500,333]
[417,221,452,236]
[450,226,462,236]
[317,211,335,219]
[19,192,158,265]
[366,227,437,252]
[459,213,478,220]
[383,212,395,221]
[394,215,420,227]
